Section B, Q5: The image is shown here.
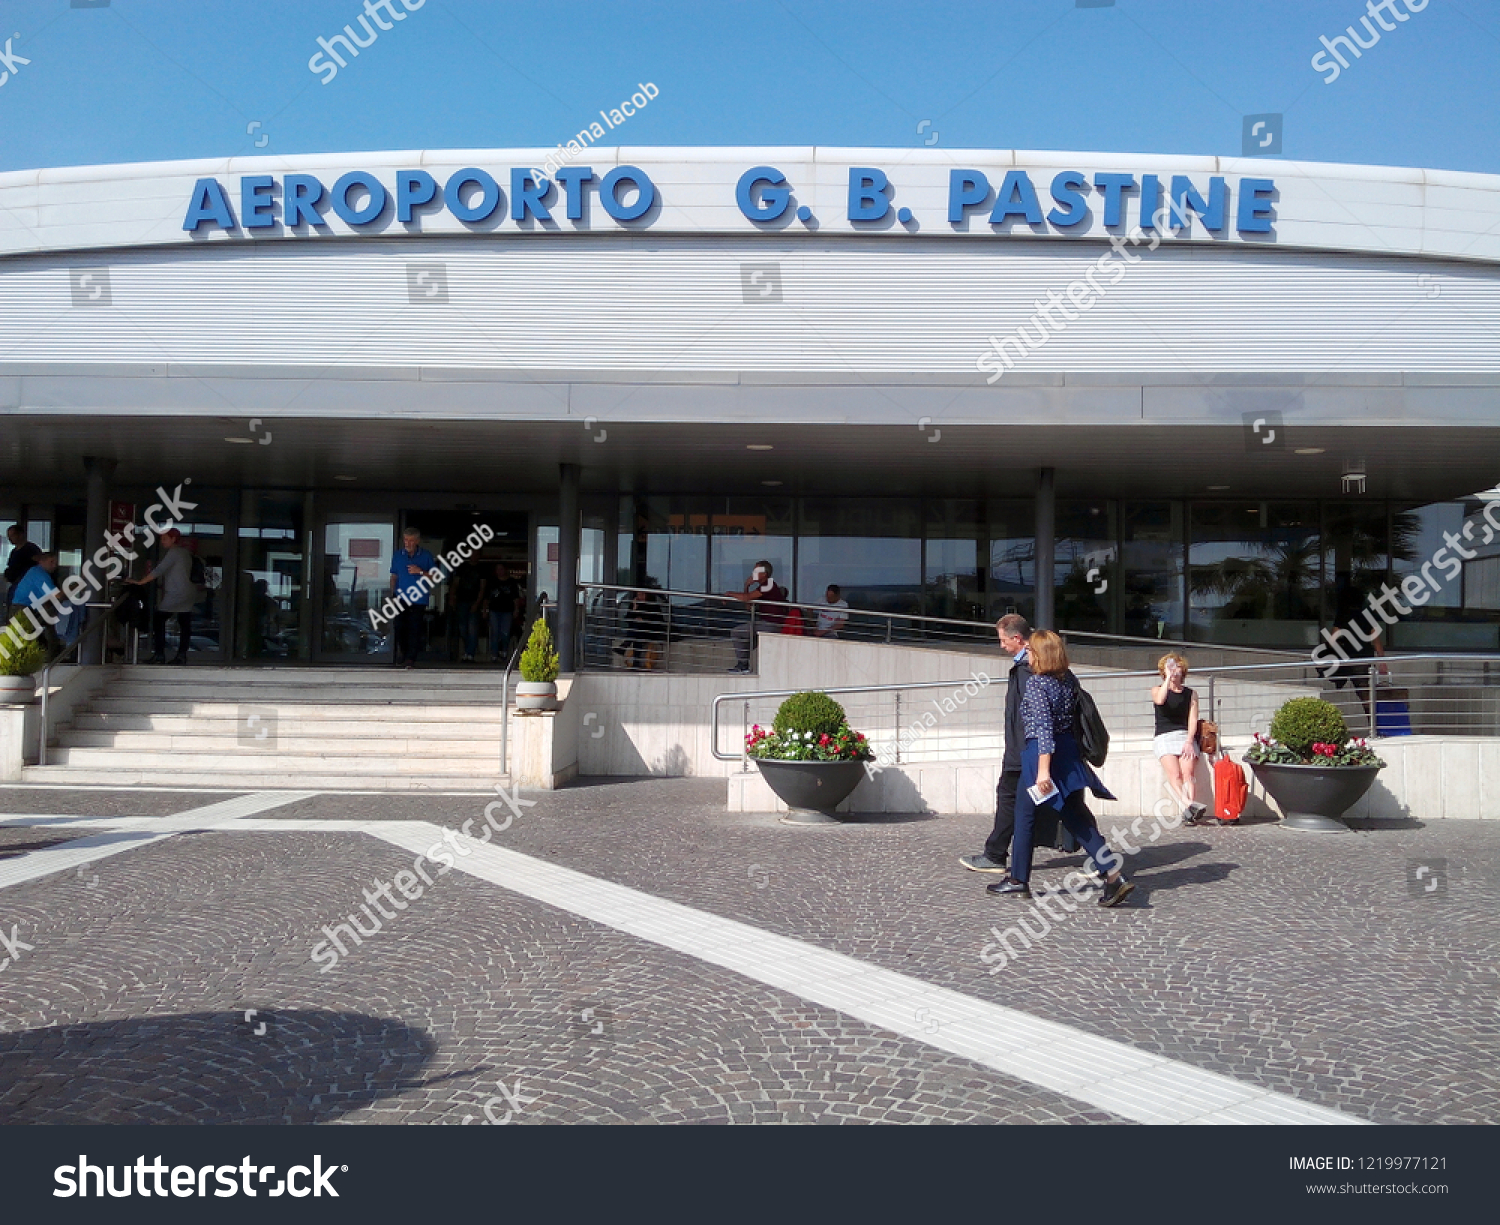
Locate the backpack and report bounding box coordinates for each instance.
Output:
[1068,673,1110,767]
[188,554,207,587]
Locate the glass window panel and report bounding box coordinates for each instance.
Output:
[711,498,794,599]
[925,499,984,622]
[1187,501,1318,647]
[1054,500,1116,635]
[987,500,1034,623]
[1122,501,1183,640]
[796,499,920,615]
[236,494,305,660]
[1388,498,1500,650]
[322,520,394,656]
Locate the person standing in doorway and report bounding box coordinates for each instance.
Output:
[452,559,484,662]
[4,525,40,614]
[389,527,440,669]
[128,528,197,665]
[482,562,525,664]
[959,614,1032,876]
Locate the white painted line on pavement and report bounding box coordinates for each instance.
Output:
[364,821,1368,1127]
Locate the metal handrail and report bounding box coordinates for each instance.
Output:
[579,581,1307,660]
[710,654,1500,761]
[498,641,523,780]
[712,673,999,762]
[37,593,134,768]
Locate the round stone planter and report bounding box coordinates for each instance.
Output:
[0,674,37,704]
[515,681,559,711]
[1251,761,1382,832]
[754,758,867,825]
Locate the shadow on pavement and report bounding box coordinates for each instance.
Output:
[0,1009,439,1124]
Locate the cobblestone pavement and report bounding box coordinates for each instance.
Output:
[0,779,1495,1124]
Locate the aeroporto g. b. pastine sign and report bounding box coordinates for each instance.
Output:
[181,162,1276,237]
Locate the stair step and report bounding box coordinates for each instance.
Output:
[102,683,510,704]
[85,699,512,720]
[44,748,503,773]
[19,766,502,792]
[68,713,509,736]
[55,731,505,754]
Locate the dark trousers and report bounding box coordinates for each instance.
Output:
[984,769,1020,863]
[1011,784,1112,885]
[395,606,425,663]
[152,611,191,659]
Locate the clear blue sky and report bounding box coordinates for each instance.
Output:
[1,0,1496,175]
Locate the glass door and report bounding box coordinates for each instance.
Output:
[234,493,308,661]
[316,517,396,661]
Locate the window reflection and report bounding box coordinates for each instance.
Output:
[1188,502,1318,646]
[797,499,920,614]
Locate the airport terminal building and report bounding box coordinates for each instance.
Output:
[2,146,1498,667]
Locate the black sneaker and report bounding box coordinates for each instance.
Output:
[144,653,166,665]
[1098,876,1136,908]
[985,876,1032,899]
[1184,802,1209,825]
[959,853,1008,874]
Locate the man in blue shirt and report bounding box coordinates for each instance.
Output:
[388,527,441,668]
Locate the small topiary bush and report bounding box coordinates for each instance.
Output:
[772,691,847,740]
[0,616,46,677]
[1269,697,1348,754]
[519,617,560,683]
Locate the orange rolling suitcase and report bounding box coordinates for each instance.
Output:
[1214,755,1248,824]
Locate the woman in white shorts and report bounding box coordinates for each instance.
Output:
[1152,653,1208,825]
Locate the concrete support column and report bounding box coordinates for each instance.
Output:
[1034,467,1056,631]
[80,457,116,665]
[556,463,581,673]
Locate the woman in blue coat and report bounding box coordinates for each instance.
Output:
[987,629,1135,908]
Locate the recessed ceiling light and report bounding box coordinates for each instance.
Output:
[334,475,358,481]
[761,480,783,487]
[1207,485,1230,491]
[224,437,253,444]
[1294,447,1326,455]
[746,444,774,451]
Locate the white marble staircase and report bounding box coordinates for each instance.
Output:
[24,666,513,791]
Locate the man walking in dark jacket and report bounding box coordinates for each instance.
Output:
[959,614,1032,874]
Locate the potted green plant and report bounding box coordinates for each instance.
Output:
[516,617,561,711]
[0,616,46,704]
[1246,696,1385,832]
[747,691,874,824]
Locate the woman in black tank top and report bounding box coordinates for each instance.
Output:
[1152,653,1207,825]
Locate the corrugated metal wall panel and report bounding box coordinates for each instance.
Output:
[1,236,1498,372]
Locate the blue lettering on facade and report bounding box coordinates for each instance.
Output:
[180,165,1276,236]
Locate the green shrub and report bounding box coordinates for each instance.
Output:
[1269,697,1348,753]
[0,617,46,678]
[772,691,847,740]
[518,617,560,683]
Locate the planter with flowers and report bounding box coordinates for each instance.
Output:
[746,691,874,823]
[1245,696,1385,832]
